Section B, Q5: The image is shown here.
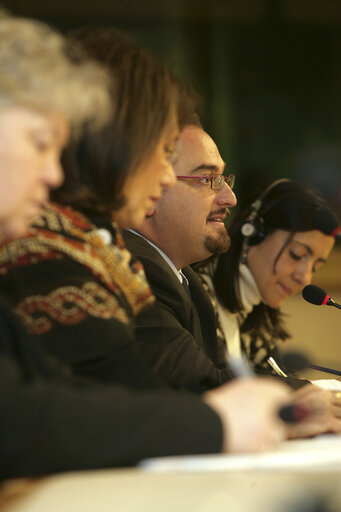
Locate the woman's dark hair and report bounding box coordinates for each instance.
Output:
[53,27,197,217]
[213,180,338,346]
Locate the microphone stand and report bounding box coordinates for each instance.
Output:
[329,301,341,310]
[308,363,341,377]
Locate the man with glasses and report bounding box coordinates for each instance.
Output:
[123,123,237,392]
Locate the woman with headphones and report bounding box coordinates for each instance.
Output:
[195,179,339,376]
[194,179,341,437]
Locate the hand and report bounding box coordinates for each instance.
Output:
[330,390,341,420]
[202,377,290,453]
[286,384,341,439]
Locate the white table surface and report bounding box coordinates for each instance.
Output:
[2,437,341,512]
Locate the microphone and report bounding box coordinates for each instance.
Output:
[302,284,341,310]
[281,351,309,373]
[281,350,341,378]
[312,208,341,239]
[300,286,341,375]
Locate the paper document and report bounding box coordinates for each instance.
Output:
[312,379,341,391]
[140,435,341,473]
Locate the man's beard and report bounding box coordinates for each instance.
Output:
[204,227,230,255]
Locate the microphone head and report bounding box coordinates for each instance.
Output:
[312,208,341,239]
[281,351,309,373]
[302,284,329,306]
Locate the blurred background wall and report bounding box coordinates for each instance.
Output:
[6,0,341,374]
[7,0,341,216]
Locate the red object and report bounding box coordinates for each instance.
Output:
[331,226,341,237]
[322,294,329,306]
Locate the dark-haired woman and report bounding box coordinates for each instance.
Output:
[196,179,338,373]
[195,179,341,437]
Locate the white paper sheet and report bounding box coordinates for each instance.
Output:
[312,379,341,391]
[140,435,341,473]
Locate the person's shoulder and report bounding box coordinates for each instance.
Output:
[123,230,160,260]
[123,231,175,278]
[32,202,94,237]
[0,202,96,271]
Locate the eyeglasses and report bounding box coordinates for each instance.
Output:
[176,173,235,191]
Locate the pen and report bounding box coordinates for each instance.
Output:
[227,354,253,378]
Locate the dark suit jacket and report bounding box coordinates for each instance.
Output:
[0,301,222,479]
[123,230,234,393]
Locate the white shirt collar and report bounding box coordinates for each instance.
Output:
[239,263,262,314]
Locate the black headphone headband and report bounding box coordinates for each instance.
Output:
[248,178,291,217]
[240,178,291,245]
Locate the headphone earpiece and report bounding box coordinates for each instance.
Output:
[240,178,291,249]
[241,221,257,238]
[240,218,267,246]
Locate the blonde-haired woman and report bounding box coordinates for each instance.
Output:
[0,9,110,239]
